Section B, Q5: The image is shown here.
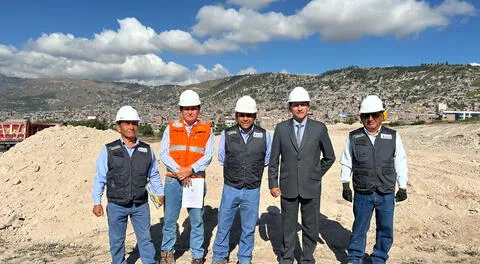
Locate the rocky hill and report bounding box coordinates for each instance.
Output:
[1,64,479,124]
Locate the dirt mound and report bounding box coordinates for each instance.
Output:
[0,126,118,243]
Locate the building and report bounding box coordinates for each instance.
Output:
[442,111,480,121]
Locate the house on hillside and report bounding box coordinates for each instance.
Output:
[442,111,480,121]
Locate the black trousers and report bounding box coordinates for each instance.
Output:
[279,195,320,264]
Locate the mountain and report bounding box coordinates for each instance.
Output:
[1,64,479,124]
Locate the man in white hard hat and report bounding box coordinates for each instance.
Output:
[212,96,272,264]
[268,87,336,264]
[159,89,214,264]
[91,105,164,264]
[340,95,408,264]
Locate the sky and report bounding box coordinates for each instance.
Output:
[0,0,478,85]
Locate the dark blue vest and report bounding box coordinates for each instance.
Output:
[106,139,151,205]
[223,125,267,189]
[349,127,397,194]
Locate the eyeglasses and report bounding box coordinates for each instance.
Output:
[360,112,383,119]
[236,113,256,118]
[290,102,310,107]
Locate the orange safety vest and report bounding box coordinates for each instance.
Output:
[166,119,211,178]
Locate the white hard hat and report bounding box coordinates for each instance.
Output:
[288,86,310,102]
[115,105,140,122]
[179,89,201,106]
[235,96,258,114]
[359,95,385,113]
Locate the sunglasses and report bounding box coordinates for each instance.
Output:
[290,102,310,107]
[360,112,383,119]
[236,113,256,118]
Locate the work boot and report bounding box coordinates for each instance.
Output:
[159,251,175,264]
[191,258,205,264]
[212,260,227,264]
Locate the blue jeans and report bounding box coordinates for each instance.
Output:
[213,185,260,264]
[106,202,156,264]
[347,192,395,264]
[161,176,204,259]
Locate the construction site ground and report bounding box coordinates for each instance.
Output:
[0,122,479,264]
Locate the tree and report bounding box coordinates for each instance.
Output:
[214,122,229,132]
[67,119,106,130]
[138,124,154,136]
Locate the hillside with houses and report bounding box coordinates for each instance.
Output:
[1,64,479,129]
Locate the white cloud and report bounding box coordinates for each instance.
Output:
[0,45,16,64]
[0,18,235,84]
[298,0,476,41]
[227,0,278,10]
[279,69,289,74]
[0,0,476,85]
[193,0,476,44]
[437,0,477,16]
[237,67,257,75]
[182,64,232,85]
[202,38,240,54]
[193,6,308,43]
[469,62,480,67]
[24,18,159,62]
[0,47,231,85]
[154,30,205,55]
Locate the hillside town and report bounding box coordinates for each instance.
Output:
[1,64,479,131]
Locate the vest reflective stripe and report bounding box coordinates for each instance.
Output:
[166,119,211,178]
[170,145,187,151]
[170,145,205,154]
[189,146,205,154]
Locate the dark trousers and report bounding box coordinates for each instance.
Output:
[279,195,320,264]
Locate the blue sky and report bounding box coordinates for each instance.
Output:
[0,0,478,85]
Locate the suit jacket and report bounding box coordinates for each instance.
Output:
[268,118,336,199]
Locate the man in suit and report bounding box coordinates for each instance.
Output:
[268,86,336,264]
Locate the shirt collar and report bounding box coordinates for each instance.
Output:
[183,120,198,128]
[363,126,382,136]
[238,124,255,135]
[292,118,307,127]
[120,137,139,148]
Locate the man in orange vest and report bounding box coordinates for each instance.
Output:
[159,89,214,264]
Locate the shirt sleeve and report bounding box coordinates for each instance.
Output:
[92,146,108,205]
[148,152,164,196]
[395,133,408,189]
[191,128,215,173]
[159,125,180,175]
[264,131,272,166]
[217,130,226,166]
[340,136,353,183]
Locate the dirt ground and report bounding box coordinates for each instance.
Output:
[0,122,479,264]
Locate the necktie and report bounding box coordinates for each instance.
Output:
[296,124,303,146]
